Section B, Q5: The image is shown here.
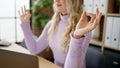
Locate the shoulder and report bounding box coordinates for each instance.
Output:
[43,20,54,31]
[45,20,53,28]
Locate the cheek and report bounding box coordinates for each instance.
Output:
[62,0,66,6]
[61,0,66,9]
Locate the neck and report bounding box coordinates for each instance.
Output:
[61,12,68,16]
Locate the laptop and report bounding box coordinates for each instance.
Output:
[0,49,39,68]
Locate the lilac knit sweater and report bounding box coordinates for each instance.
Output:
[21,15,91,68]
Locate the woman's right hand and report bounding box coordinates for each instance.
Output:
[18,6,31,23]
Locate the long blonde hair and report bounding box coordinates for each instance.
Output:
[48,0,83,52]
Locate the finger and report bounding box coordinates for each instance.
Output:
[24,5,26,10]
[92,12,102,29]
[22,7,26,15]
[25,10,30,14]
[96,12,102,24]
[87,13,96,23]
[21,7,24,15]
[90,18,98,30]
[79,11,87,21]
[89,16,96,23]
[96,8,99,16]
[18,10,21,16]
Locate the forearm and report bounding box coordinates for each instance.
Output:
[64,32,91,68]
[21,23,49,55]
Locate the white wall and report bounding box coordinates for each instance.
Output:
[0,0,30,43]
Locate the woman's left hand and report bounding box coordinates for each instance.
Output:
[74,8,102,39]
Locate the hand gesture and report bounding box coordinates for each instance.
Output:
[18,6,31,23]
[74,8,102,38]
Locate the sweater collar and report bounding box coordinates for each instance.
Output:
[60,14,69,22]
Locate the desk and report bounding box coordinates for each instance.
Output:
[0,44,60,68]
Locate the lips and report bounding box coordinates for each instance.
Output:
[56,4,62,7]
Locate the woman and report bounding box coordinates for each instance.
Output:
[19,0,102,68]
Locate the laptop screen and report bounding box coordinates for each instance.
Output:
[0,49,39,68]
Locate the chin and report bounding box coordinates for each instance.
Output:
[56,7,62,12]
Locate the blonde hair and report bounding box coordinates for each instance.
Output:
[48,0,83,52]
